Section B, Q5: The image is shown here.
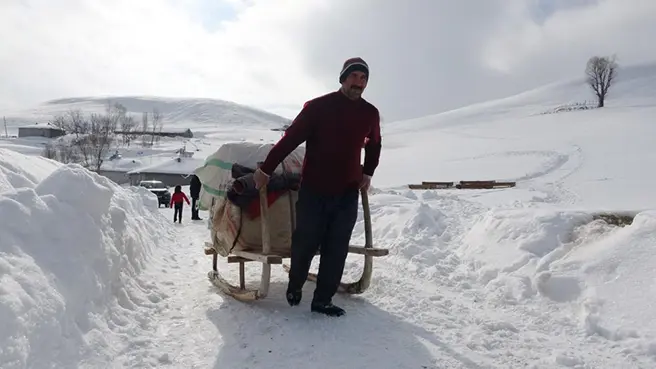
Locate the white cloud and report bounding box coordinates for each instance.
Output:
[1,0,655,121]
[484,0,656,76]
[0,0,323,117]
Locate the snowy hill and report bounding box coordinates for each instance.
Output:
[378,61,656,211]
[2,95,290,137]
[2,61,656,368]
[384,61,656,134]
[0,95,291,172]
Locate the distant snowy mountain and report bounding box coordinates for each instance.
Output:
[3,95,291,135]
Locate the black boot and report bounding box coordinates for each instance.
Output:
[311,301,345,317]
[286,286,302,306]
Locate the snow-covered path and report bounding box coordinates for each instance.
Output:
[109,195,651,369]
[112,216,223,368]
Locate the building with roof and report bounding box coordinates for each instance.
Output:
[18,123,66,138]
[127,156,205,187]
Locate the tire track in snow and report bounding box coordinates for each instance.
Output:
[451,147,585,205]
[519,145,584,205]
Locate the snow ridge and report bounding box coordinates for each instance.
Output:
[0,150,174,368]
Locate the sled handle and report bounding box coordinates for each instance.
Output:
[361,188,373,248]
[258,184,272,298]
[259,184,271,254]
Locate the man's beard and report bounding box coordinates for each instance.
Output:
[345,86,363,99]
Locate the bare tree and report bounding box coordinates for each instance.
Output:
[585,55,618,108]
[151,108,162,146]
[42,144,57,160]
[41,141,76,163]
[119,114,137,147]
[55,141,76,163]
[141,111,149,147]
[87,102,122,171]
[50,109,89,138]
[44,101,123,170]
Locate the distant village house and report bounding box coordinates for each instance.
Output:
[18,123,66,138]
[127,156,205,187]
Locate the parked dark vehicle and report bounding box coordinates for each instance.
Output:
[139,180,171,207]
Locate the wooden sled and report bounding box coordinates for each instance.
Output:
[205,185,389,302]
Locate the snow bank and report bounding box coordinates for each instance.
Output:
[361,188,656,360]
[458,208,594,277]
[0,149,173,368]
[550,212,656,350]
[344,190,479,283]
[0,148,60,192]
[457,207,656,353]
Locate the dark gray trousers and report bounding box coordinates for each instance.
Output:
[287,185,359,304]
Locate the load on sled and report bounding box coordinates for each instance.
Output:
[194,141,389,302]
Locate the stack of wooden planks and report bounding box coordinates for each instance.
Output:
[407,180,516,190]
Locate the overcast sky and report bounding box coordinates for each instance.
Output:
[1,0,656,121]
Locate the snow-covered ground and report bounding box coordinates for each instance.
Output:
[2,61,656,368]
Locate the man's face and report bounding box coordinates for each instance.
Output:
[341,71,368,100]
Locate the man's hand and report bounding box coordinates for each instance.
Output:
[359,174,372,191]
[253,168,270,189]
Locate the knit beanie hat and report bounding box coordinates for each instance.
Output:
[339,57,369,83]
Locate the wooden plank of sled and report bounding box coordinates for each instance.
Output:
[226,256,283,263]
[308,246,388,257]
[347,245,389,257]
[227,256,253,263]
[204,243,284,264]
[231,250,283,264]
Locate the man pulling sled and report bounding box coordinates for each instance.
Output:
[253,57,382,316]
[200,57,385,317]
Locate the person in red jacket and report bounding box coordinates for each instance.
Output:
[253,57,382,317]
[169,185,190,223]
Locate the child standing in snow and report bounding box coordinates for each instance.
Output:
[169,185,190,223]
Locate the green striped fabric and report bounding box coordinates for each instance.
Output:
[202,158,233,170]
[197,158,233,203]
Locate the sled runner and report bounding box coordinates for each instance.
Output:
[197,142,389,302]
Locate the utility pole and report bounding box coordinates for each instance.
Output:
[3,116,7,138]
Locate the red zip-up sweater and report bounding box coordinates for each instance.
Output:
[170,191,190,207]
[259,91,382,195]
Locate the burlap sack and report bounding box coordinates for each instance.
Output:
[209,190,298,257]
[195,141,304,257]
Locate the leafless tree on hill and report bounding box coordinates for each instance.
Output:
[87,101,122,171]
[42,101,124,171]
[140,111,149,147]
[585,55,618,108]
[42,143,57,160]
[51,109,88,140]
[42,140,76,164]
[113,103,137,148]
[151,108,162,145]
[119,114,137,147]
